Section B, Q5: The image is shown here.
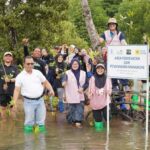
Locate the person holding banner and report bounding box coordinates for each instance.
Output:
[99,17,130,92]
[88,63,112,131]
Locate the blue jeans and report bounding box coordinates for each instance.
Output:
[23,98,46,126]
[57,88,64,112]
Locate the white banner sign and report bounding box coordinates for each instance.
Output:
[107,45,149,79]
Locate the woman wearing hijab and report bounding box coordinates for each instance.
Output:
[62,59,88,128]
[88,63,112,131]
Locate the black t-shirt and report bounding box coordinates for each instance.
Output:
[42,54,54,65]
[53,62,67,89]
[0,64,18,95]
[33,58,46,76]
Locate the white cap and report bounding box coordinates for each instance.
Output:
[70,44,75,49]
[4,52,13,57]
[96,63,105,69]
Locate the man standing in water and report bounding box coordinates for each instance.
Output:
[13,56,54,132]
[0,52,18,120]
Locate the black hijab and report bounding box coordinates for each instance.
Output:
[55,54,65,70]
[70,59,81,87]
[94,64,106,89]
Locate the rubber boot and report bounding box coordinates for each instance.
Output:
[39,125,46,132]
[24,125,33,133]
[34,125,40,133]
[94,121,104,131]
[131,94,139,110]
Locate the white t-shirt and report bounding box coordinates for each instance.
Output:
[15,69,46,98]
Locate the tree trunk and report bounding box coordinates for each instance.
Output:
[9,27,17,49]
[81,0,100,50]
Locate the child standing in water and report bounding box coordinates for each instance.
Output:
[88,63,112,131]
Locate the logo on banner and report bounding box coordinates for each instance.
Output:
[126,49,131,55]
[134,49,140,55]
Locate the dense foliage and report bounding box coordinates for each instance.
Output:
[116,0,150,44]
[0,0,149,59]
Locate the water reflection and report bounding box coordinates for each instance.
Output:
[0,113,149,150]
[145,134,149,150]
[24,133,46,150]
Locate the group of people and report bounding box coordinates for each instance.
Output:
[0,17,132,132]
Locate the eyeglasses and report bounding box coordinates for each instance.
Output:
[26,63,34,66]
